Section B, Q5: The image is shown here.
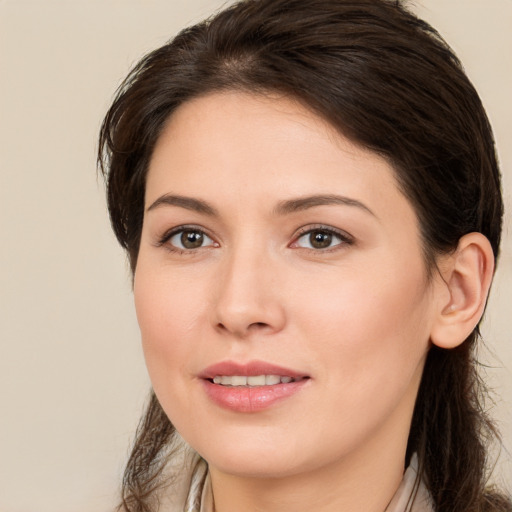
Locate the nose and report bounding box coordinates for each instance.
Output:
[212,244,286,339]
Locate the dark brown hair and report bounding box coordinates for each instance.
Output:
[98,0,511,510]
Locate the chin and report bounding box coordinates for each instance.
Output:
[188,427,338,480]
[207,452,308,479]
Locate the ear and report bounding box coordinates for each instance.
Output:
[430,233,495,349]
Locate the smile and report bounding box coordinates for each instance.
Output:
[200,361,311,412]
[212,375,301,386]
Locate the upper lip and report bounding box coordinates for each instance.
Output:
[199,360,308,380]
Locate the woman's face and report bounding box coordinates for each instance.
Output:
[135,92,439,479]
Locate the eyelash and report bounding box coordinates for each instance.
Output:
[156,224,354,254]
[156,225,217,254]
[292,225,354,252]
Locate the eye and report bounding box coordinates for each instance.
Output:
[294,228,351,250]
[167,228,216,250]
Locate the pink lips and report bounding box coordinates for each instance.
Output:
[199,360,310,413]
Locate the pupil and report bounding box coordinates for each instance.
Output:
[181,231,203,248]
[310,231,332,249]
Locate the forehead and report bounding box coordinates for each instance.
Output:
[146,91,416,231]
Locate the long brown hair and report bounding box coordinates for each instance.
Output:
[98,1,511,510]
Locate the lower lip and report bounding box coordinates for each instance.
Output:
[201,379,309,412]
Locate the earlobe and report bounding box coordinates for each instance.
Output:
[430,233,495,349]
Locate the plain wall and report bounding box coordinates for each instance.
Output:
[0,1,510,510]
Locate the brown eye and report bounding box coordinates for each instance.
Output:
[309,231,332,249]
[295,228,348,250]
[169,229,215,250]
[181,230,204,248]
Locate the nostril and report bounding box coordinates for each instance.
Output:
[246,321,273,333]
[215,320,272,337]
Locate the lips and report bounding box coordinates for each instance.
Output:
[200,360,307,379]
[199,360,310,412]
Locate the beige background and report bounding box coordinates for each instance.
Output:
[0,0,510,510]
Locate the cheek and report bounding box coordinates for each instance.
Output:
[133,265,209,404]
[284,261,432,456]
[134,259,209,341]
[294,256,432,390]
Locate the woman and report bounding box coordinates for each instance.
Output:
[98,0,511,510]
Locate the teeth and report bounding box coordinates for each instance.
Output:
[265,375,281,385]
[231,375,247,386]
[248,375,266,386]
[212,375,298,387]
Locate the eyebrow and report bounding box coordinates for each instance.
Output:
[146,193,375,218]
[146,194,218,216]
[274,194,375,217]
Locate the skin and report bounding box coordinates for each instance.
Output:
[134,91,447,512]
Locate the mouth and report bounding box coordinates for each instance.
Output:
[199,361,310,412]
[210,375,306,386]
